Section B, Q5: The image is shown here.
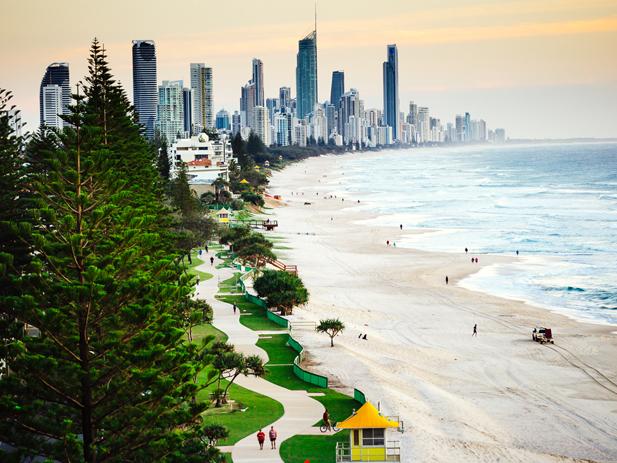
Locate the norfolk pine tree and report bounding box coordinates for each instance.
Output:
[0,41,221,462]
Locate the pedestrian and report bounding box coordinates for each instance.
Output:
[400,224,403,230]
[198,249,202,256]
[210,256,214,266]
[393,242,396,247]
[233,304,237,314]
[476,257,479,263]
[269,426,278,449]
[473,324,478,337]
[257,429,265,450]
[358,333,363,338]
[471,257,474,263]
[465,247,468,254]
[445,276,449,285]
[362,334,367,340]
[196,276,200,286]
[386,240,390,246]
[516,250,519,256]
[205,244,209,253]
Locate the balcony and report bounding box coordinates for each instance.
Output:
[335,441,401,462]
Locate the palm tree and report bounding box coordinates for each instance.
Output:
[316,319,345,347]
[212,177,228,204]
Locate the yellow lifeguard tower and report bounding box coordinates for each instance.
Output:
[335,401,402,462]
[216,208,230,224]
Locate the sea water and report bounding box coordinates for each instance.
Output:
[331,142,617,325]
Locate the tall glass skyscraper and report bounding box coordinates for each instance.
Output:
[382,44,399,140]
[39,62,70,128]
[296,30,318,120]
[132,40,157,139]
[252,58,264,107]
[182,87,193,134]
[330,70,344,107]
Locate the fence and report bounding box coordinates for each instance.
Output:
[266,310,289,328]
[288,334,329,388]
[354,388,367,405]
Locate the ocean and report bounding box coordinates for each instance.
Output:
[331,142,617,326]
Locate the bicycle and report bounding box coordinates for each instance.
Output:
[320,423,340,433]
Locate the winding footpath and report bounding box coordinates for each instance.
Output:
[194,254,324,463]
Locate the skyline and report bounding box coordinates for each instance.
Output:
[2,0,617,138]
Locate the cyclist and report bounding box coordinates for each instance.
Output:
[323,409,332,431]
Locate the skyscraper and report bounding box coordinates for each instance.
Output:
[253,105,269,145]
[296,30,318,119]
[240,82,256,129]
[155,80,184,144]
[382,44,399,140]
[279,87,291,109]
[330,71,344,107]
[182,87,193,134]
[252,58,264,107]
[41,85,64,130]
[190,63,214,132]
[132,40,157,139]
[216,109,231,130]
[39,62,70,128]
[464,112,471,142]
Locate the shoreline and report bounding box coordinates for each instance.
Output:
[265,153,617,462]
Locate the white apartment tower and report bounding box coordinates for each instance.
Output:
[190,63,213,132]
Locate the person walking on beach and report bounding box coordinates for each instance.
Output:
[445,276,449,285]
[362,334,368,340]
[269,426,278,449]
[386,240,390,246]
[473,324,478,336]
[516,250,519,256]
[210,256,214,266]
[465,247,468,254]
[400,224,403,230]
[257,429,265,450]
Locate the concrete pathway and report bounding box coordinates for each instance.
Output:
[194,253,325,463]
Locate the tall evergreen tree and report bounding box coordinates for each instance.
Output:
[0,41,220,463]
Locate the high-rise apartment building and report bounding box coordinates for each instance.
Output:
[252,105,269,145]
[41,85,64,130]
[464,112,471,142]
[132,40,157,139]
[330,71,345,107]
[252,58,264,107]
[240,82,256,129]
[190,63,213,132]
[455,114,465,142]
[231,111,241,136]
[417,107,430,143]
[407,101,418,126]
[39,62,70,128]
[296,30,318,119]
[155,80,184,144]
[382,44,399,140]
[274,113,290,146]
[339,88,361,145]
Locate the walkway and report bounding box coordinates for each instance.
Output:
[195,254,325,463]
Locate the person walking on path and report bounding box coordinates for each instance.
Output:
[233,304,237,314]
[445,276,449,285]
[269,426,278,449]
[205,244,209,253]
[257,429,265,450]
[210,256,214,266]
[473,324,478,337]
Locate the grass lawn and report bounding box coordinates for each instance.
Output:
[256,334,360,425]
[216,295,286,332]
[279,432,349,463]
[182,252,214,281]
[219,273,242,293]
[199,381,283,446]
[221,452,233,463]
[191,322,228,344]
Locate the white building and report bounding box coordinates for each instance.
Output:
[275,113,289,146]
[417,107,430,144]
[190,63,213,132]
[252,105,269,145]
[170,133,234,195]
[42,84,64,129]
[155,80,184,144]
[294,123,307,147]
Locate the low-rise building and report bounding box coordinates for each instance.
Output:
[169,133,234,195]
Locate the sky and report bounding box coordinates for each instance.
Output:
[2,0,617,139]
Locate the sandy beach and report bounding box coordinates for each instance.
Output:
[266,153,617,463]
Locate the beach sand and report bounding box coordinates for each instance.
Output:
[266,154,617,463]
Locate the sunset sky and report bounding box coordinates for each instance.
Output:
[2,0,617,138]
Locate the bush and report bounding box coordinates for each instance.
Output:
[241,192,264,207]
[230,199,244,211]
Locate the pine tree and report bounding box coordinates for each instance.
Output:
[0,41,220,463]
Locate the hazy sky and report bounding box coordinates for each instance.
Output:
[2,0,617,138]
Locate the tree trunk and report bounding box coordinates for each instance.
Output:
[330,336,334,347]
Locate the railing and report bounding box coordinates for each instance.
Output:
[267,258,298,274]
[335,441,401,462]
[289,320,316,330]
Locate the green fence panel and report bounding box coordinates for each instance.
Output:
[266,310,289,328]
[244,293,268,309]
[287,336,303,354]
[288,334,329,388]
[353,388,367,405]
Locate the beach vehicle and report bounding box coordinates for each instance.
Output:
[532,327,554,344]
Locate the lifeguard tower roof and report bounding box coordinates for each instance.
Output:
[336,401,399,429]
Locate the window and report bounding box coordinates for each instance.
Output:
[362,428,385,447]
[353,430,360,446]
